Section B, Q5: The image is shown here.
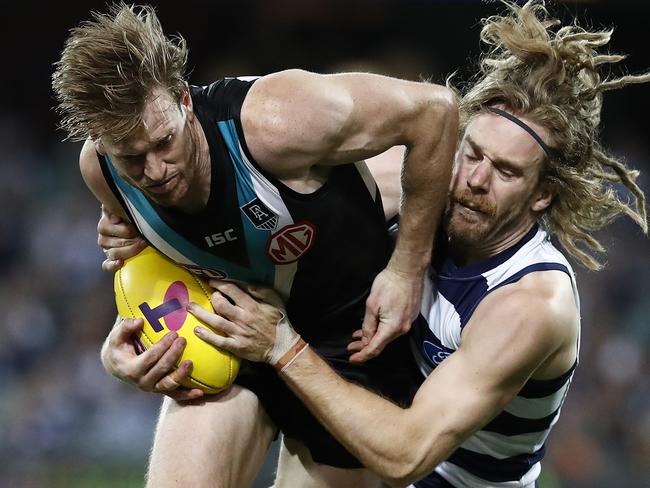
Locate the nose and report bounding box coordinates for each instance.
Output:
[467,159,491,193]
[143,151,166,182]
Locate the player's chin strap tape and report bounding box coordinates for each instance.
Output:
[273,338,309,372]
[487,107,562,162]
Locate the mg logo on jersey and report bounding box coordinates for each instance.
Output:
[423,341,453,366]
[241,197,278,230]
[266,221,316,264]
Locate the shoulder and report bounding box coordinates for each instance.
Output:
[514,269,576,329]
[244,69,335,108]
[453,269,578,392]
[79,139,102,185]
[242,69,336,128]
[78,139,129,219]
[464,270,577,358]
[240,69,350,170]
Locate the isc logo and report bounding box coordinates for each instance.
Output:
[204,229,237,248]
[138,281,189,333]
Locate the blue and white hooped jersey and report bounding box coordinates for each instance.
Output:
[98,78,393,350]
[411,225,580,488]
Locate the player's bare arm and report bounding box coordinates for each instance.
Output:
[79,140,147,270]
[243,69,459,360]
[190,270,578,485]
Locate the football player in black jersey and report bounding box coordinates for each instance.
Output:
[53,3,458,487]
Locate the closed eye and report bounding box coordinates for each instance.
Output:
[497,166,518,178]
[123,153,145,162]
[157,134,173,150]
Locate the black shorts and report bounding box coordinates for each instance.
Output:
[235,333,424,468]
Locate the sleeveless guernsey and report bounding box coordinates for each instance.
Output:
[411,226,580,488]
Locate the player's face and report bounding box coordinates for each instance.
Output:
[444,110,553,250]
[99,87,203,208]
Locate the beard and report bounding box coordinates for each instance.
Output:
[443,189,498,246]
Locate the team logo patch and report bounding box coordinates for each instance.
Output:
[266,221,317,264]
[241,198,278,230]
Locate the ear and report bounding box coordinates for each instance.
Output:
[94,139,107,156]
[531,184,554,212]
[180,83,193,114]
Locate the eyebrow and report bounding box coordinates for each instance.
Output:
[465,134,525,171]
[114,131,174,158]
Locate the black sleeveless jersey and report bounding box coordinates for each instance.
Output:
[98,78,393,352]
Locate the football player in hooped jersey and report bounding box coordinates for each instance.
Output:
[51,3,458,488]
[188,2,649,487]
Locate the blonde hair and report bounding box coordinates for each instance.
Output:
[457,0,649,269]
[52,2,188,142]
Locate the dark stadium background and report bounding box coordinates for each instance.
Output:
[1,1,648,486]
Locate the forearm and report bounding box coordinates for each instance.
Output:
[393,90,458,272]
[279,347,453,485]
[191,281,481,483]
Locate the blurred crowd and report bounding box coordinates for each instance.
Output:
[1,1,648,487]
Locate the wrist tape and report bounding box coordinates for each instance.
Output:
[273,338,309,372]
[269,313,308,371]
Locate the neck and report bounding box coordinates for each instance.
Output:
[449,218,537,267]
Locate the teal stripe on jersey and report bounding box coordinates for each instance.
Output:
[103,156,263,282]
[217,119,275,281]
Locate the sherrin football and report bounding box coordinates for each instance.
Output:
[114,246,240,394]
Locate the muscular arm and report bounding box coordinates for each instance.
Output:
[279,274,576,484]
[278,277,576,484]
[194,272,578,485]
[243,69,459,359]
[243,69,457,267]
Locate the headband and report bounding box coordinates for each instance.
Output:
[487,107,561,161]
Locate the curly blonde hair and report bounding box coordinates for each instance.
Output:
[52,2,188,142]
[457,0,649,270]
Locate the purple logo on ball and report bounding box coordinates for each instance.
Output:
[138,281,189,332]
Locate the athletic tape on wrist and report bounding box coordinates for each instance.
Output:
[279,341,309,373]
[274,338,309,372]
[268,312,301,365]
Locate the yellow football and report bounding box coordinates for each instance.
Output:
[114,246,240,394]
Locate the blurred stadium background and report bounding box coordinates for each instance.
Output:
[1,1,648,487]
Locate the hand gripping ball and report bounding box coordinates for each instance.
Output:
[114,246,239,393]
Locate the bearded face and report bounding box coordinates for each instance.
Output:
[445,188,497,245]
[443,110,554,254]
